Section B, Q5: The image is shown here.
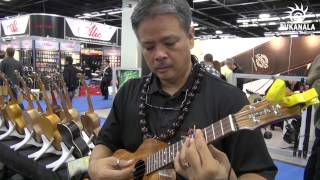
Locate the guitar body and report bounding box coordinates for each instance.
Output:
[5,103,26,135]
[81,111,100,138]
[57,120,89,158]
[38,113,62,150]
[0,105,8,128]
[59,108,80,127]
[22,109,42,142]
[113,139,176,180]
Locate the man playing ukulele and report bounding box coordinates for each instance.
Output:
[89,0,277,179]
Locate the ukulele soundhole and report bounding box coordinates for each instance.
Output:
[133,160,145,180]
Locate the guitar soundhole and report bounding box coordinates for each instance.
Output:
[133,160,145,180]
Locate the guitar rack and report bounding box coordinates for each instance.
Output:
[0,119,96,172]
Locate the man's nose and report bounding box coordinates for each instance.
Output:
[154,46,168,61]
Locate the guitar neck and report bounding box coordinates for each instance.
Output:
[82,77,94,113]
[39,80,54,114]
[54,83,74,121]
[145,115,237,175]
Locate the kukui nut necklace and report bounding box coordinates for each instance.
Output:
[138,62,206,141]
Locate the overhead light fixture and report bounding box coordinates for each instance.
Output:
[215,30,223,34]
[193,0,210,2]
[108,10,123,15]
[83,13,91,16]
[3,0,11,1]
[259,13,270,19]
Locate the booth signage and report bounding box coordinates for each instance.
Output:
[35,39,59,50]
[65,18,117,41]
[21,39,33,49]
[60,41,81,52]
[30,15,64,39]
[279,4,316,31]
[1,16,30,36]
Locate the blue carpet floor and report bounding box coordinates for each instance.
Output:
[22,95,113,113]
[275,161,304,180]
[22,96,306,180]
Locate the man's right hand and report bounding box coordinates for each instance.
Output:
[88,156,135,180]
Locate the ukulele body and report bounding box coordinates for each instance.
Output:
[38,113,62,150]
[23,109,42,142]
[6,103,26,135]
[81,111,100,138]
[113,138,176,180]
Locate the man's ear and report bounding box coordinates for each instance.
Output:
[188,27,195,49]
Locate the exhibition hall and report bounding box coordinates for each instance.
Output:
[0,0,319,180]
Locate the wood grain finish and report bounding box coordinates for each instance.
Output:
[79,74,100,138]
[0,72,26,135]
[113,139,176,180]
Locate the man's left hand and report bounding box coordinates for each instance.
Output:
[174,129,237,180]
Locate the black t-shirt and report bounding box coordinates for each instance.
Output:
[96,67,277,179]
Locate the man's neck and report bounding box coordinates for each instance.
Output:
[160,62,192,96]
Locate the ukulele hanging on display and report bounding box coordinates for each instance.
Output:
[53,82,90,158]
[36,75,62,150]
[0,72,26,135]
[79,74,100,140]
[15,71,43,142]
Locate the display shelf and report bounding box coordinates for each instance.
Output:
[35,50,60,77]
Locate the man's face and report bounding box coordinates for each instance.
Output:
[137,14,194,82]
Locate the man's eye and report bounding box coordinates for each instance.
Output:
[145,46,154,51]
[165,41,175,47]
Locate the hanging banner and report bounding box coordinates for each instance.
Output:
[1,16,30,36]
[65,18,117,42]
[30,15,64,39]
[35,39,59,51]
[60,41,81,52]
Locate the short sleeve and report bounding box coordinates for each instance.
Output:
[95,94,123,152]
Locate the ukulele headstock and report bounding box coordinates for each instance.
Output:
[234,100,301,130]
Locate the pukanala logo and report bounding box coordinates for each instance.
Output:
[286,4,308,23]
[279,3,315,31]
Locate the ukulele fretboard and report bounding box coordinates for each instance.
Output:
[145,115,237,174]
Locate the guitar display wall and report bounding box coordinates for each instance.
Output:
[35,50,60,76]
[20,49,33,66]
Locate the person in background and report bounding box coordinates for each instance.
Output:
[63,56,79,102]
[100,60,112,100]
[88,0,276,179]
[212,60,226,80]
[304,55,320,180]
[0,48,23,103]
[203,53,220,77]
[225,58,244,90]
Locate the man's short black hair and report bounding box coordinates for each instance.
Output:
[65,56,73,65]
[6,48,15,57]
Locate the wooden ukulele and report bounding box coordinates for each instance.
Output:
[15,71,43,142]
[57,74,79,122]
[113,100,303,180]
[36,76,62,150]
[49,79,62,116]
[0,72,26,135]
[79,74,100,139]
[53,82,90,158]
